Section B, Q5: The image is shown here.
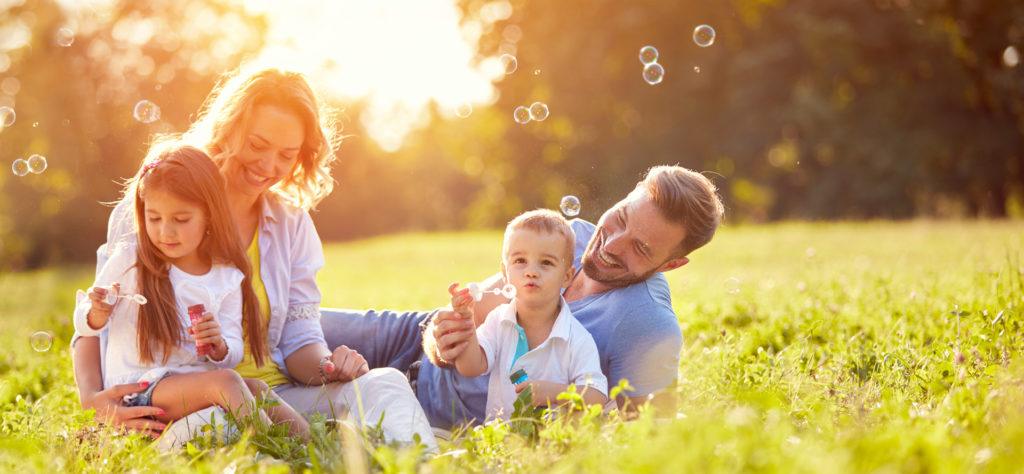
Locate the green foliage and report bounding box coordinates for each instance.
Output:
[3,1,1024,269]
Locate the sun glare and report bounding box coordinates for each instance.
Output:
[245,0,511,151]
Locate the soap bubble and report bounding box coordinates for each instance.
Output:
[694,66,701,74]
[560,195,581,217]
[30,331,53,352]
[0,106,15,128]
[639,45,659,65]
[725,277,741,295]
[466,282,482,301]
[11,158,29,177]
[693,24,716,48]
[528,102,549,121]
[55,27,75,47]
[1003,46,1020,68]
[643,63,665,85]
[533,69,540,76]
[133,100,161,123]
[513,106,531,124]
[455,103,473,118]
[499,54,518,74]
[501,283,517,299]
[27,154,47,174]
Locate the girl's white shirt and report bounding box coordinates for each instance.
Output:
[73,242,245,388]
[72,192,326,384]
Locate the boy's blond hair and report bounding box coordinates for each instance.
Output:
[502,209,576,266]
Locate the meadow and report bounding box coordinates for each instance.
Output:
[1,220,1023,473]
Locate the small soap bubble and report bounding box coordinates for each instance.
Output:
[513,105,531,124]
[528,102,549,121]
[27,154,47,174]
[643,63,665,85]
[501,283,517,299]
[55,27,75,47]
[1003,46,1020,68]
[11,158,29,177]
[639,45,659,65]
[533,69,540,76]
[133,100,161,123]
[30,331,53,352]
[693,24,716,48]
[32,122,38,128]
[0,106,15,128]
[694,66,701,73]
[560,195,581,217]
[467,282,483,302]
[455,103,473,118]
[725,277,741,295]
[499,54,518,74]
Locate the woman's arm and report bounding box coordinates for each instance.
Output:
[280,211,367,385]
[285,343,367,385]
[71,336,167,436]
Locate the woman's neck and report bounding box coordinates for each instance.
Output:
[226,187,262,242]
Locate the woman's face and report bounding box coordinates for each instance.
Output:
[225,104,305,200]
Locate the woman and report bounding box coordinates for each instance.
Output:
[71,65,436,449]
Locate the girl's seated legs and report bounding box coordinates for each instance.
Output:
[148,370,308,438]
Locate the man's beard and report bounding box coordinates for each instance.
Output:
[580,238,660,289]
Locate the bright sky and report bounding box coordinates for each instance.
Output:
[53,0,514,152]
[246,0,511,151]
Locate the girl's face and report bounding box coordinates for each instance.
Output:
[224,104,306,200]
[143,188,208,264]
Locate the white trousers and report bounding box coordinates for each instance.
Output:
[274,367,438,451]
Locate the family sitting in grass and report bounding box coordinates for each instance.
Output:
[70,64,725,450]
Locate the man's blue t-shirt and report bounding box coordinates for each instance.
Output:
[416,219,683,428]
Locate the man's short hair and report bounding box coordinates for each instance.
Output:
[503,209,576,265]
[637,165,725,257]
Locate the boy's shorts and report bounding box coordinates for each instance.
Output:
[123,369,169,407]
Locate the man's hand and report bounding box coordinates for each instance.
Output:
[322,345,369,383]
[81,382,167,438]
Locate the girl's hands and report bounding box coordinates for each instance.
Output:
[189,312,228,361]
[85,283,119,329]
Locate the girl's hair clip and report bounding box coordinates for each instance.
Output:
[142,160,161,174]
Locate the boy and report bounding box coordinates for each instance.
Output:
[448,209,608,420]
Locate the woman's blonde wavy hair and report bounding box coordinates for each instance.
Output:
[149,65,340,210]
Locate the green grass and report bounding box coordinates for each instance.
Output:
[2,220,1023,472]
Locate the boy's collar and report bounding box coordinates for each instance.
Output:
[498,297,574,342]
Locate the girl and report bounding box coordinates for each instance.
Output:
[73,144,308,437]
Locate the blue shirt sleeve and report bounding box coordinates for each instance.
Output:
[605,303,682,397]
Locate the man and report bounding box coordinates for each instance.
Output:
[321,165,725,428]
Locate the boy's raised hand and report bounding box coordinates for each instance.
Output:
[448,283,475,320]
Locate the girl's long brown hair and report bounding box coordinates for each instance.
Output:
[129,144,267,366]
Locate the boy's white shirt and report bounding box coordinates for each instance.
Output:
[476,297,608,421]
[72,242,246,388]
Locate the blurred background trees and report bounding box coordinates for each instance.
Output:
[1,0,1022,270]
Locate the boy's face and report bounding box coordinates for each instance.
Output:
[502,228,574,308]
